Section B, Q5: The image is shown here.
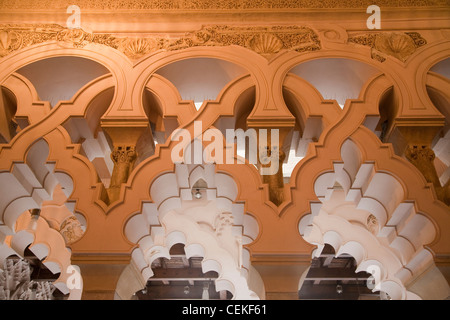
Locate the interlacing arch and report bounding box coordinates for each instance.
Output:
[280,60,450,299]
[0,23,449,300]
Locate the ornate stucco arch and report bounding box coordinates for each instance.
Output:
[119,160,263,300]
[300,137,446,299]
[276,70,450,299]
[422,48,450,193]
[0,137,83,300]
[0,58,123,299]
[0,42,130,95]
[124,45,298,134]
[404,39,450,112]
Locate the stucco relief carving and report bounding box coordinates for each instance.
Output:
[405,145,450,206]
[181,25,321,57]
[0,26,55,57]
[0,0,448,10]
[348,32,427,62]
[0,30,21,56]
[0,23,430,62]
[405,145,436,162]
[0,24,320,59]
[59,216,84,245]
[367,214,379,235]
[110,145,137,165]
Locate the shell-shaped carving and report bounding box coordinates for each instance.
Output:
[374,32,416,62]
[127,38,149,55]
[387,33,415,53]
[122,38,157,59]
[248,33,284,55]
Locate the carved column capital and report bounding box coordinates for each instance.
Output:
[404,144,449,206]
[405,145,436,162]
[404,145,438,183]
[107,145,138,203]
[110,145,137,165]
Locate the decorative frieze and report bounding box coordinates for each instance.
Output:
[0,24,320,60]
[0,0,448,10]
[0,23,431,62]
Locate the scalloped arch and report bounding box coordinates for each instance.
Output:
[121,162,262,300]
[300,136,442,299]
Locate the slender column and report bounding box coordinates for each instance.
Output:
[0,88,17,142]
[435,255,450,296]
[255,127,291,206]
[107,145,137,202]
[101,120,149,204]
[260,147,286,206]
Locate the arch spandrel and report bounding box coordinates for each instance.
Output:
[1,73,51,127]
[409,41,450,116]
